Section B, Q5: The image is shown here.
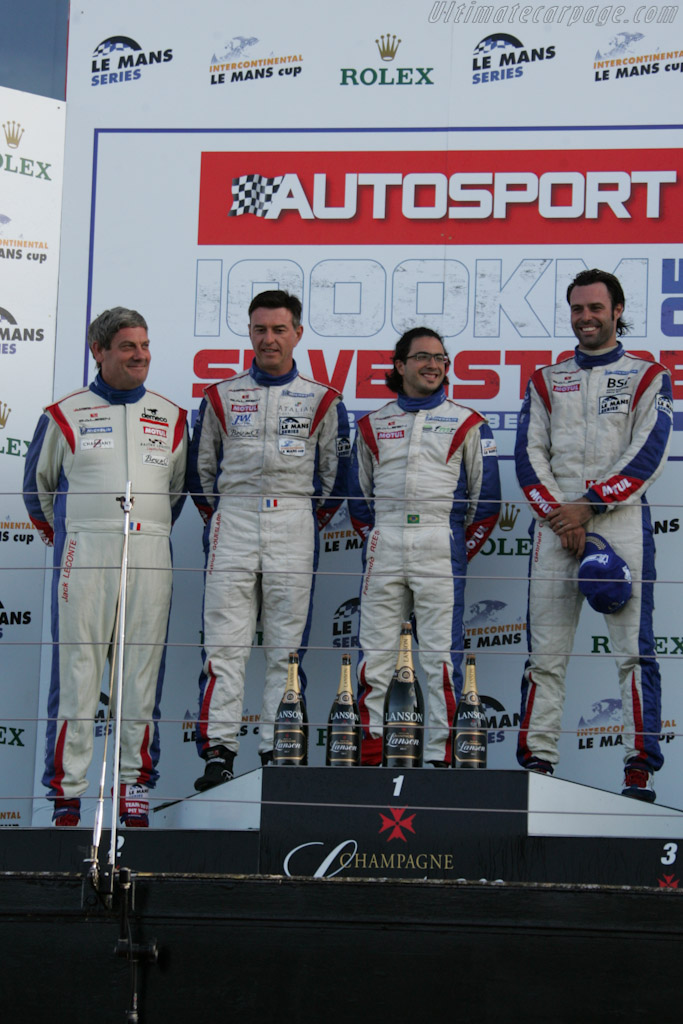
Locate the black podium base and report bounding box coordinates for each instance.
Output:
[5,769,683,887]
[2,769,683,1022]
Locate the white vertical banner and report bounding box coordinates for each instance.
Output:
[25,0,683,823]
[0,85,65,827]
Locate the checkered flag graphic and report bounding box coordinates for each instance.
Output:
[229,173,284,217]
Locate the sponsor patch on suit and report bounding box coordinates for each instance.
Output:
[599,395,630,415]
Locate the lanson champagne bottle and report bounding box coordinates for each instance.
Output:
[453,654,487,769]
[326,654,361,767]
[382,622,425,768]
[273,652,308,766]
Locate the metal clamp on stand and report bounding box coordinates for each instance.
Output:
[113,867,159,1024]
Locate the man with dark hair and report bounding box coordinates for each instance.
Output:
[189,290,350,787]
[248,289,302,327]
[565,268,629,336]
[24,307,188,826]
[516,269,673,800]
[350,327,501,765]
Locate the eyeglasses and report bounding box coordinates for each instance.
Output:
[405,352,450,366]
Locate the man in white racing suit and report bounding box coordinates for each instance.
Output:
[350,327,501,765]
[515,269,673,802]
[24,307,188,826]
[188,290,350,788]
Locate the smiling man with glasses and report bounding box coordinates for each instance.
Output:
[349,327,501,766]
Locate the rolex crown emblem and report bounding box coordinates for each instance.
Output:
[375,33,401,62]
[0,402,10,429]
[3,121,24,149]
[499,502,520,532]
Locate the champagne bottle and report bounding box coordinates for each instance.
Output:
[453,654,487,769]
[382,622,425,768]
[273,652,308,766]
[326,654,361,767]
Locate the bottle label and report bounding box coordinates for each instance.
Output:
[274,735,305,750]
[386,711,423,723]
[385,732,421,751]
[457,708,485,722]
[327,728,361,766]
[330,709,356,722]
[273,726,307,764]
[454,728,487,768]
[457,739,486,754]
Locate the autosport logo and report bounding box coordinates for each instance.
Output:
[198,149,681,245]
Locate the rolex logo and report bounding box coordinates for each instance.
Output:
[3,121,24,149]
[0,402,10,429]
[375,34,401,62]
[499,502,520,532]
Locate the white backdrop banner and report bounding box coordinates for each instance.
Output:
[0,84,65,827]
[24,0,683,823]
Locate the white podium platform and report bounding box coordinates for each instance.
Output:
[152,766,683,840]
[528,773,683,838]
[154,768,263,830]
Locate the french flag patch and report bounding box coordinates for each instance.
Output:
[130,522,142,531]
[264,498,278,509]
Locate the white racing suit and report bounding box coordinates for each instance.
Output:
[515,344,673,771]
[23,375,188,800]
[188,360,350,756]
[349,388,501,764]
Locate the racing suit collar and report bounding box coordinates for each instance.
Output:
[90,372,146,405]
[396,387,447,412]
[574,342,624,369]
[249,359,299,388]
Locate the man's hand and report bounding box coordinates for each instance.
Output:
[547,497,592,558]
[547,496,592,533]
[559,526,586,558]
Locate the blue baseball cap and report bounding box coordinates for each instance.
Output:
[578,533,632,614]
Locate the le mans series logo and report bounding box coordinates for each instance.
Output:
[0,597,31,640]
[91,35,173,86]
[0,305,45,356]
[592,30,683,84]
[472,33,556,85]
[209,35,303,85]
[340,32,435,86]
